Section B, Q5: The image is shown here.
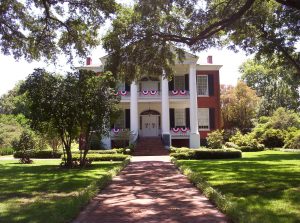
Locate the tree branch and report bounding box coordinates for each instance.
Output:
[275,0,300,10]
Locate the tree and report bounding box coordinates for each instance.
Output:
[103,0,300,80]
[20,69,119,167]
[221,81,261,132]
[226,1,300,75]
[0,0,117,62]
[240,58,300,116]
[0,81,29,115]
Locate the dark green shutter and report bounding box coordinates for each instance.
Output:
[185,108,190,128]
[170,108,175,128]
[209,108,215,130]
[125,109,130,129]
[125,83,130,92]
[185,74,189,91]
[208,75,214,96]
[169,79,174,91]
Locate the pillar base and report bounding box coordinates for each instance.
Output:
[189,133,200,148]
[162,133,171,148]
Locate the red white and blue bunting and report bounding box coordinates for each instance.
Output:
[171,90,187,95]
[171,127,190,133]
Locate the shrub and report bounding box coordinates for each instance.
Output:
[229,131,264,151]
[69,153,129,161]
[0,148,14,156]
[169,147,190,153]
[170,148,242,160]
[72,150,117,154]
[224,142,239,149]
[284,131,300,149]
[89,134,106,150]
[207,130,224,149]
[261,129,285,148]
[11,130,36,163]
[14,150,63,158]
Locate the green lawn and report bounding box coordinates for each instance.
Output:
[0,159,124,223]
[177,151,300,223]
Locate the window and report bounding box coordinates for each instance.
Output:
[198,108,209,130]
[174,76,185,90]
[197,75,208,96]
[175,109,185,127]
[114,110,125,129]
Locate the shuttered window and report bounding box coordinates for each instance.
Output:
[114,110,125,129]
[175,109,185,127]
[174,76,185,90]
[198,108,210,130]
[197,75,208,96]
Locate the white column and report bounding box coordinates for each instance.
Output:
[130,81,138,143]
[189,63,200,148]
[161,74,171,147]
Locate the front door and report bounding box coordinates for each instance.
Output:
[142,115,158,137]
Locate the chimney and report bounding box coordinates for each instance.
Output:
[207,56,213,64]
[86,57,92,65]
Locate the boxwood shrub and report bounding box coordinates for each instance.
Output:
[72,150,117,154]
[170,148,242,160]
[14,150,62,158]
[0,148,14,156]
[69,153,129,161]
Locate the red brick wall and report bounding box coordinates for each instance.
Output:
[197,70,221,139]
[172,139,189,148]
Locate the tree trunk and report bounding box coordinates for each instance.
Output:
[65,144,73,167]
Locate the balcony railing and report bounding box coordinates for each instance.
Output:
[138,90,161,99]
[169,90,190,99]
[110,128,130,139]
[170,127,190,138]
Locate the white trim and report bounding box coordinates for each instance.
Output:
[196,64,222,71]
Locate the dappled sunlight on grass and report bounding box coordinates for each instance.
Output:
[0,160,122,223]
[178,151,300,223]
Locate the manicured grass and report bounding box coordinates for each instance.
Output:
[176,151,300,223]
[0,159,126,223]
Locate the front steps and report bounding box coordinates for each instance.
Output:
[133,137,169,156]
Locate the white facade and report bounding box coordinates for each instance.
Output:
[78,51,222,149]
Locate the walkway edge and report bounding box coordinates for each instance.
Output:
[171,157,235,222]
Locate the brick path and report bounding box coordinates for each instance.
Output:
[73,160,228,223]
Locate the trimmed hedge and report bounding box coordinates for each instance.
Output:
[14,150,63,158]
[0,148,14,156]
[171,158,238,222]
[73,150,117,154]
[170,148,242,159]
[69,153,129,161]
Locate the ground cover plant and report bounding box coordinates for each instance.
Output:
[175,151,300,223]
[0,159,129,223]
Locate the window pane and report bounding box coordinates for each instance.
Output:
[174,76,185,90]
[175,109,185,127]
[114,110,125,129]
[197,76,208,96]
[198,108,209,129]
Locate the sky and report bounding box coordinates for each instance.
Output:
[0,0,251,96]
[0,47,250,96]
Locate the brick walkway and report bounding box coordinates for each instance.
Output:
[73,160,228,223]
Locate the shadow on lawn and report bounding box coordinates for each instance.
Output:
[0,161,120,223]
[179,152,300,223]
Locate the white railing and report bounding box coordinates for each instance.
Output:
[138,90,161,99]
[169,90,190,99]
[115,90,131,98]
[170,127,190,138]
